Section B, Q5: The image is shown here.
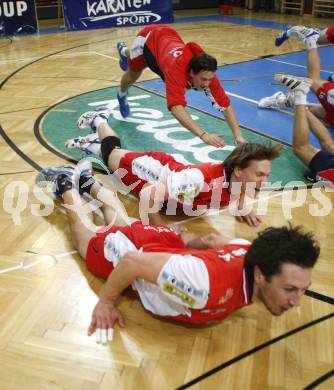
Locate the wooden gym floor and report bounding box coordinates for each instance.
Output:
[0,7,333,390]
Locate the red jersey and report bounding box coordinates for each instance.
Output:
[86,221,253,325]
[118,151,231,208]
[137,25,230,111]
[326,25,334,44]
[316,82,334,127]
[316,168,334,185]
[86,221,185,279]
[151,243,252,324]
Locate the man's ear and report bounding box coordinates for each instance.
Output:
[233,166,242,179]
[254,265,265,285]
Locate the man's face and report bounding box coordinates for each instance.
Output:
[234,160,271,192]
[255,263,312,316]
[189,70,215,91]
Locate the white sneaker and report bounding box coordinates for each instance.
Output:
[258,91,287,108]
[77,107,110,132]
[65,133,101,156]
[287,25,320,45]
[285,92,295,107]
[274,74,313,94]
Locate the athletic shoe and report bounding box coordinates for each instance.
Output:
[117,92,130,118]
[275,25,320,47]
[285,92,295,107]
[288,26,320,44]
[274,73,313,94]
[275,27,290,47]
[65,133,101,156]
[77,107,110,132]
[117,42,128,71]
[258,91,287,108]
[35,162,93,197]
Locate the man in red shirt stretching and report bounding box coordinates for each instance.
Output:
[116,24,245,147]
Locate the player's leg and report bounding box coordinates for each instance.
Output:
[306,48,322,87]
[35,165,97,258]
[293,104,320,166]
[117,28,154,117]
[306,110,334,153]
[117,69,143,118]
[88,179,134,227]
[274,73,320,165]
[75,107,128,170]
[308,104,327,122]
[61,187,96,258]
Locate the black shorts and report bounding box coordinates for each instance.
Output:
[143,44,165,81]
[309,150,334,180]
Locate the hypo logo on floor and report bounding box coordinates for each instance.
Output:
[86,94,235,164]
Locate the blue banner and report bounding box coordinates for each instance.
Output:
[62,0,174,31]
[0,1,38,36]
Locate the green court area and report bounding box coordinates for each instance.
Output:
[39,86,309,188]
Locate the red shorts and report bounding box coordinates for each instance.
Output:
[326,25,334,44]
[128,25,165,72]
[86,225,118,279]
[86,220,185,279]
[118,150,181,194]
[316,82,334,127]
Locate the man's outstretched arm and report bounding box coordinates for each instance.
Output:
[88,252,171,337]
[224,106,246,144]
[170,105,225,147]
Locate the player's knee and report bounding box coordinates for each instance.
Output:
[101,136,121,166]
[322,140,334,153]
[311,79,323,91]
[293,144,314,157]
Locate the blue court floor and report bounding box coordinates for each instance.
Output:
[138,46,334,148]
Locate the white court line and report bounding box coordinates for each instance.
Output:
[0,51,96,65]
[0,250,78,274]
[225,91,294,115]
[171,190,286,226]
[93,51,118,61]
[204,44,259,59]
[203,43,333,74]
[266,57,333,74]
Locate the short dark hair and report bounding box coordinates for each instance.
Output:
[189,53,217,74]
[245,225,320,279]
[224,142,282,178]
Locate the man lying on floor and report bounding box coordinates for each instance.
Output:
[36,161,320,344]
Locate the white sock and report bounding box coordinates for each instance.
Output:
[118,89,127,98]
[305,37,318,50]
[86,141,101,156]
[293,91,307,105]
[93,116,107,129]
[120,47,127,57]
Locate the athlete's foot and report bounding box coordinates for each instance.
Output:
[65,133,101,156]
[117,42,128,71]
[275,25,320,47]
[258,91,288,108]
[274,74,313,94]
[77,107,110,132]
[35,161,93,197]
[117,92,130,117]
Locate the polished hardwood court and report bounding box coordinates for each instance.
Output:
[0,7,333,390]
